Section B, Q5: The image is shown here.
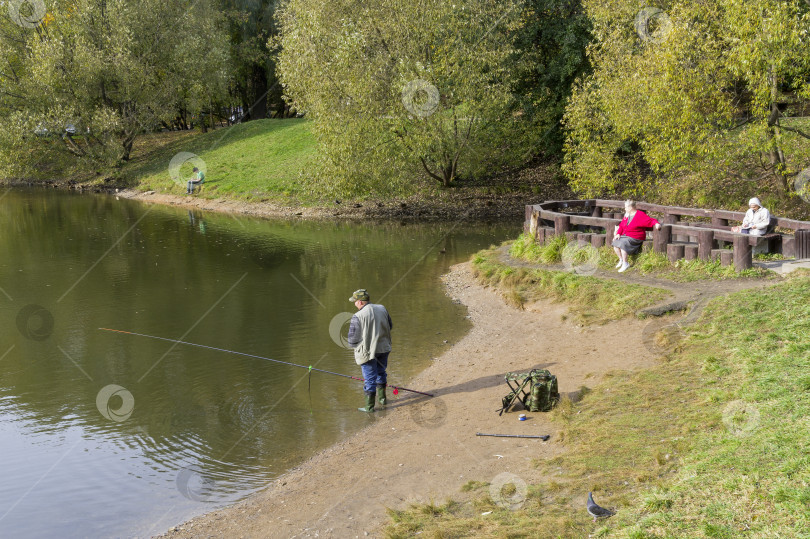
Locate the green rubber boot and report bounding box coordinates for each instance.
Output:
[376,384,387,406]
[358,391,376,413]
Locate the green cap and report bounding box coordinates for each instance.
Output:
[349,289,370,302]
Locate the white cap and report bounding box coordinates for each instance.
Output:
[748,197,761,207]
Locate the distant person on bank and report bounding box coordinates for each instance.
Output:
[187,167,205,194]
[612,200,662,273]
[731,198,770,236]
[347,289,393,413]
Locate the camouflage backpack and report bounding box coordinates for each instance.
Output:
[501,369,559,414]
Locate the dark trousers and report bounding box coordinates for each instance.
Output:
[360,352,389,393]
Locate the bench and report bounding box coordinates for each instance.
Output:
[679,219,782,253]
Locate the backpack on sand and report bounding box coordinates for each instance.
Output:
[500,369,559,415]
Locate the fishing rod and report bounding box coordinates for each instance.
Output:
[476,433,550,440]
[99,328,434,397]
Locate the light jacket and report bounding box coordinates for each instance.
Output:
[741,207,770,235]
[347,303,392,365]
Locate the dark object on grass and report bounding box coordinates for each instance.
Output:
[587,492,615,522]
[475,433,550,440]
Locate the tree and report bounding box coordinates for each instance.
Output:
[222,0,290,122]
[562,0,810,204]
[277,0,538,193]
[0,0,231,178]
[511,0,592,156]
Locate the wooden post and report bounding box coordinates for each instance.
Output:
[796,229,810,260]
[591,205,602,218]
[654,224,672,254]
[664,214,680,241]
[536,228,546,243]
[525,205,534,223]
[578,233,592,246]
[781,236,795,258]
[720,250,733,266]
[733,236,753,270]
[698,230,714,261]
[711,249,723,262]
[591,235,605,248]
[529,212,539,238]
[684,245,698,261]
[554,215,570,235]
[667,243,685,263]
[565,232,578,242]
[711,216,728,228]
[606,225,615,247]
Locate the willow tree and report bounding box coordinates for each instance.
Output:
[277,0,538,194]
[0,0,231,179]
[562,0,810,204]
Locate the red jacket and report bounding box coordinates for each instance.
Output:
[616,210,659,241]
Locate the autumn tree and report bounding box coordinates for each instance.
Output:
[563,0,810,205]
[277,0,542,194]
[0,0,231,178]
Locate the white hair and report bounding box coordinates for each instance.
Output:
[624,199,637,209]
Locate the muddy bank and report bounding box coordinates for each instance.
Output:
[114,188,540,222]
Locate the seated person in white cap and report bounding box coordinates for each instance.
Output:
[731,198,770,236]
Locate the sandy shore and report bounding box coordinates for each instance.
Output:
[157,262,660,538]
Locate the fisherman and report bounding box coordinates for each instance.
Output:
[187,167,205,194]
[347,289,392,413]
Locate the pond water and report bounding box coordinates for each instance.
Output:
[0,189,517,538]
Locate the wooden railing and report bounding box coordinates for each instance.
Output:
[523,200,810,271]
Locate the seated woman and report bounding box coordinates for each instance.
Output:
[612,200,662,272]
[731,198,770,236]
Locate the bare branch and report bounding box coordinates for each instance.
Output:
[780,125,810,140]
[419,156,444,184]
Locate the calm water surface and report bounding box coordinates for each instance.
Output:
[0,189,517,538]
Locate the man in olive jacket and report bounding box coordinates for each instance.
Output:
[347,289,392,413]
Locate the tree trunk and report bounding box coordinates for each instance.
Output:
[247,64,268,121]
[767,68,789,196]
[443,162,453,187]
[121,136,134,161]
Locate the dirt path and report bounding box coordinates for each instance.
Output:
[158,263,673,539]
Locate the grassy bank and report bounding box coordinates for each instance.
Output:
[106,119,571,213]
[385,268,809,537]
[121,119,318,201]
[471,246,670,324]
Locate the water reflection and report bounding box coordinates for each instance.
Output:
[0,189,517,537]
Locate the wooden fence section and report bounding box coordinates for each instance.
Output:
[523,200,810,271]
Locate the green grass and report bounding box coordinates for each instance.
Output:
[510,233,772,282]
[471,246,670,324]
[119,118,319,202]
[383,275,810,538]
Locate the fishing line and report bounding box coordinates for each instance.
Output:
[99,328,433,397]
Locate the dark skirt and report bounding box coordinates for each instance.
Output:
[613,236,644,255]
